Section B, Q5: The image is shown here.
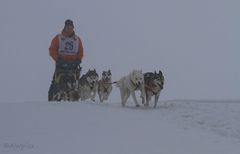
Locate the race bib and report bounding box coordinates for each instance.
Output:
[58,34,79,55]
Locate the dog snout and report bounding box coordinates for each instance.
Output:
[136,82,141,87]
[157,83,163,89]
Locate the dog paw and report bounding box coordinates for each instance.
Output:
[144,103,149,107]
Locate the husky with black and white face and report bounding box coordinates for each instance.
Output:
[98,70,113,102]
[78,69,99,101]
[116,70,146,107]
[143,70,164,108]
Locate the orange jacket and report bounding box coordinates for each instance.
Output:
[49,31,83,62]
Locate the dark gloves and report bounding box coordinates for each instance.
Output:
[56,59,61,65]
[73,59,81,66]
[56,58,81,70]
[56,59,66,66]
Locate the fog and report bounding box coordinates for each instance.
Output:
[0,0,239,102]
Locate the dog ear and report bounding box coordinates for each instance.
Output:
[132,70,135,75]
[159,70,163,75]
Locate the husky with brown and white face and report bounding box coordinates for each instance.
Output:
[78,69,99,101]
[98,70,112,102]
[142,70,164,108]
[116,70,146,107]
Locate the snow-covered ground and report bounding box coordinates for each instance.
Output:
[1,100,240,154]
[1,1,240,153]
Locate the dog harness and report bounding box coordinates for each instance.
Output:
[145,83,159,95]
[99,80,112,92]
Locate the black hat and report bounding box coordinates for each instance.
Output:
[65,19,74,27]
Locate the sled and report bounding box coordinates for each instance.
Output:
[52,63,81,102]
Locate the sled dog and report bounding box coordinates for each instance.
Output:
[52,64,80,101]
[143,70,164,108]
[116,70,146,107]
[78,69,99,101]
[98,70,113,102]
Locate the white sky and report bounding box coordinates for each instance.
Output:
[0,0,240,102]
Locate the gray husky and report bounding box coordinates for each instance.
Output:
[78,69,99,101]
[142,70,164,108]
[98,70,113,102]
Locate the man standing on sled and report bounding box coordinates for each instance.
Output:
[48,19,84,101]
